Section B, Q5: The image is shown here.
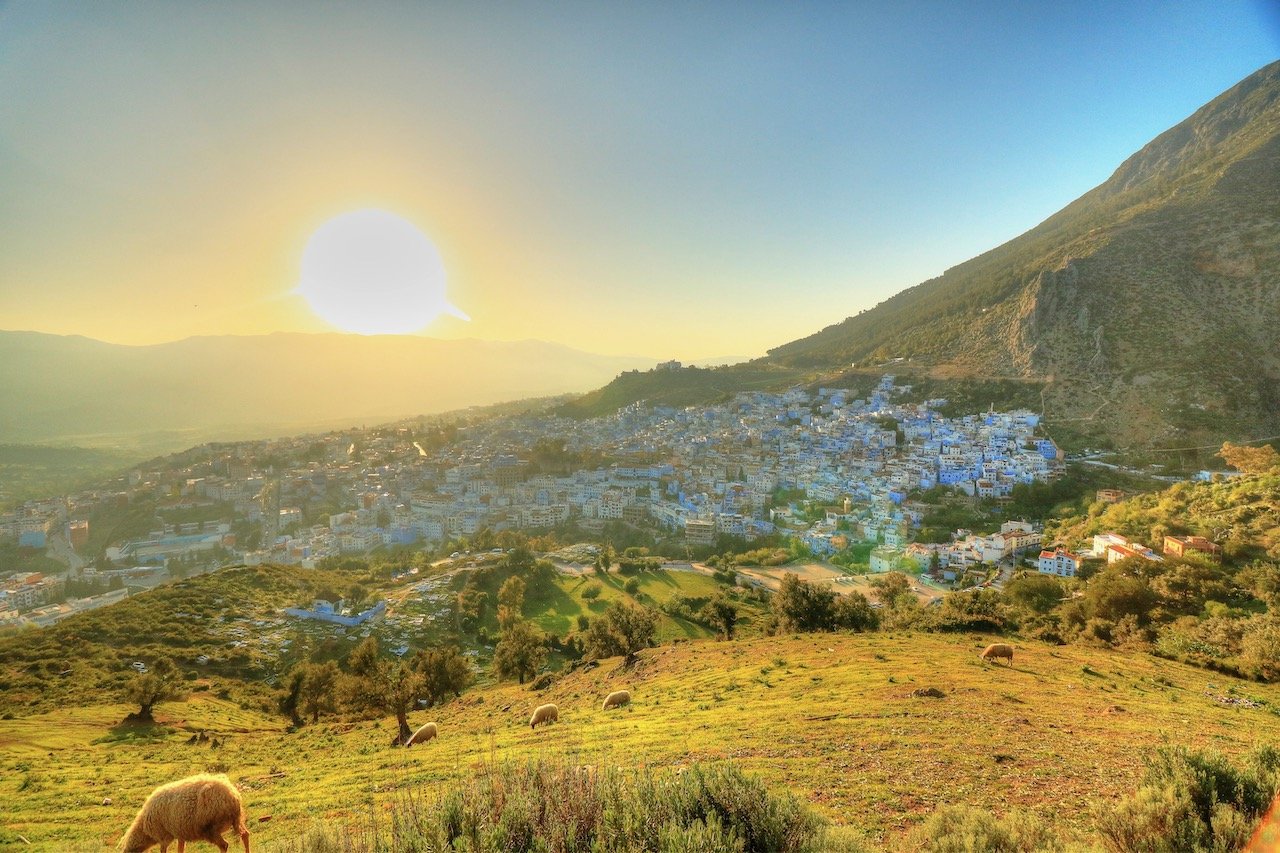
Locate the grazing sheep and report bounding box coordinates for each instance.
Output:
[404,722,438,747]
[601,690,631,711]
[530,703,559,729]
[120,773,249,853]
[980,643,1015,666]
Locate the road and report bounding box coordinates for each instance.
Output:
[45,531,85,572]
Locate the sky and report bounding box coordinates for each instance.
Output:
[0,2,1277,361]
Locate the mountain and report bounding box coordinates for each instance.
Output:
[0,331,656,447]
[767,61,1280,449]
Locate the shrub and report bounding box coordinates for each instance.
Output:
[623,578,641,595]
[1097,745,1280,852]
[905,804,1057,852]
[316,759,830,853]
[582,582,603,600]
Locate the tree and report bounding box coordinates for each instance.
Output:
[1004,574,1064,614]
[1086,566,1158,625]
[346,637,424,744]
[455,585,488,633]
[279,660,339,726]
[493,620,547,684]
[497,576,527,629]
[278,666,307,727]
[773,573,836,632]
[1218,442,1280,475]
[124,657,182,723]
[413,645,474,707]
[833,592,879,631]
[596,545,614,575]
[299,661,339,723]
[583,602,659,663]
[869,572,912,608]
[704,595,739,639]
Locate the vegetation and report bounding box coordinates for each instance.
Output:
[1098,745,1280,852]
[122,657,182,723]
[8,631,1280,849]
[1046,469,1280,562]
[583,601,658,663]
[557,362,807,419]
[284,758,834,853]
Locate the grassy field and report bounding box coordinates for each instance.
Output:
[6,631,1280,850]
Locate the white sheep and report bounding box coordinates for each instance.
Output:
[530,702,559,729]
[119,773,250,853]
[404,721,438,747]
[980,643,1015,666]
[601,690,631,711]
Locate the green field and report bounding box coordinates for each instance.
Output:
[5,631,1280,850]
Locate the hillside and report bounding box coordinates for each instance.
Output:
[0,331,656,448]
[1046,470,1280,560]
[557,362,807,419]
[0,562,763,715]
[767,61,1280,450]
[6,632,1280,850]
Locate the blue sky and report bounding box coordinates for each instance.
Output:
[0,1,1276,358]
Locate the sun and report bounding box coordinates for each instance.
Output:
[297,209,468,335]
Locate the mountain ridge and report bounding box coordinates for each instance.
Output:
[0,330,658,447]
[764,61,1280,449]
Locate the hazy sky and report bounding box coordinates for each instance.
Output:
[1,2,1276,360]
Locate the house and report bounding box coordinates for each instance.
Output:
[1037,548,1081,578]
[1163,535,1222,561]
[684,519,716,546]
[1106,542,1162,564]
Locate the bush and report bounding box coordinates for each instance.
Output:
[326,758,829,853]
[905,804,1057,852]
[1097,745,1280,852]
[582,582,603,600]
[623,578,640,595]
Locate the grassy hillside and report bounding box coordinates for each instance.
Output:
[1046,471,1280,561]
[5,632,1280,850]
[556,363,807,418]
[0,562,761,716]
[0,444,141,508]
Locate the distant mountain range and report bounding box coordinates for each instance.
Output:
[0,331,656,448]
[768,60,1280,449]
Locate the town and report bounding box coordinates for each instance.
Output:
[0,373,1125,626]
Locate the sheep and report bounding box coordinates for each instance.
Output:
[404,721,438,747]
[120,773,250,853]
[601,690,631,711]
[530,702,559,729]
[980,643,1015,666]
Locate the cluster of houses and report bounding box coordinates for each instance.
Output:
[1031,531,1223,580]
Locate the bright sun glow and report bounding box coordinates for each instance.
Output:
[297,209,468,335]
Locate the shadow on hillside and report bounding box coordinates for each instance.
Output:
[94,716,171,744]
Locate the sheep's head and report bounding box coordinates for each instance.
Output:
[120,825,155,853]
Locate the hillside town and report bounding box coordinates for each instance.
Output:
[2,374,1119,625]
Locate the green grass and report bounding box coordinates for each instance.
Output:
[6,632,1280,850]
[528,570,753,640]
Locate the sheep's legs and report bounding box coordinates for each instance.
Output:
[200,828,229,852]
[240,827,251,852]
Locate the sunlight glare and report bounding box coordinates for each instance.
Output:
[297,209,467,335]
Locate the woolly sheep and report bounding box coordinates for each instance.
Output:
[601,690,631,711]
[980,643,1015,666]
[120,772,250,853]
[530,702,559,729]
[404,722,438,747]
